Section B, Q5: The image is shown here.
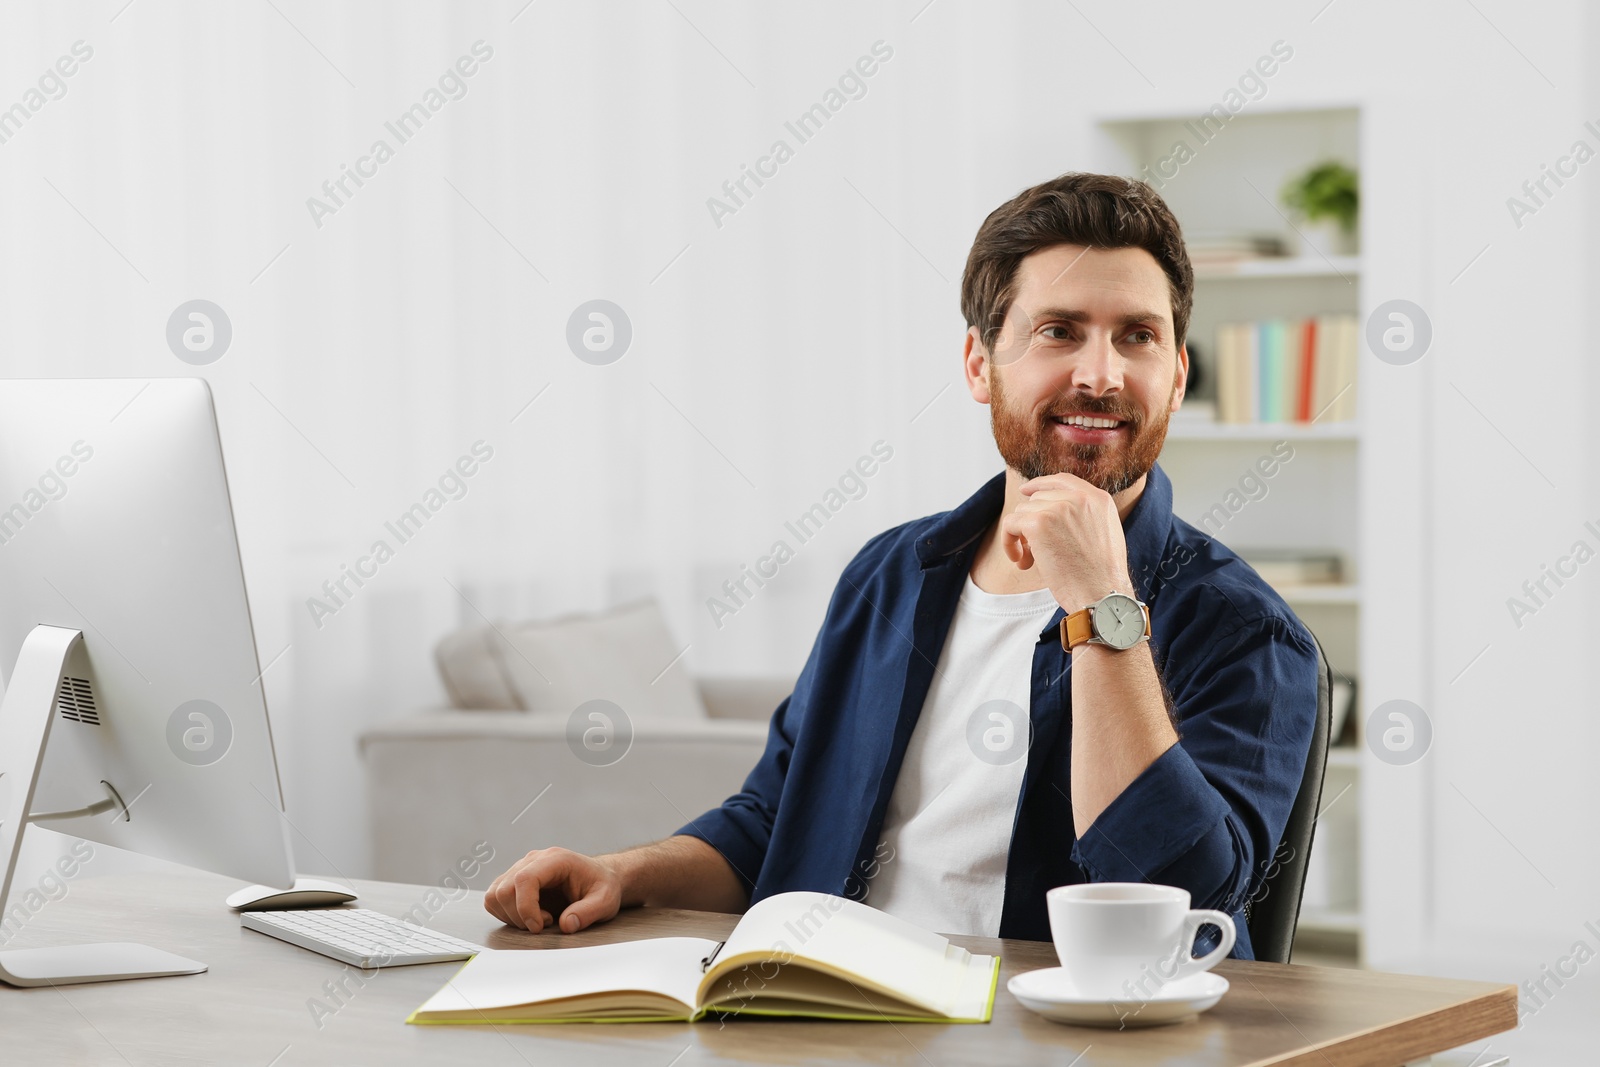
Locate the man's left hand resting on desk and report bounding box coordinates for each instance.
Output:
[485,836,745,933]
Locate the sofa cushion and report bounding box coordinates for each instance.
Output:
[438,599,707,720]
[435,623,524,710]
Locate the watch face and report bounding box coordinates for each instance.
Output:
[1091,593,1144,650]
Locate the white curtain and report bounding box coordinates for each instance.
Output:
[0,1,1028,872]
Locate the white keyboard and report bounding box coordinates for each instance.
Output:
[240,908,483,968]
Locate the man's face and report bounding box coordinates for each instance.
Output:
[965,244,1187,494]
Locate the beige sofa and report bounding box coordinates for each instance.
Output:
[359,602,789,884]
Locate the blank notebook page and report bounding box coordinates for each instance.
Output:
[713,892,974,1017]
[413,937,717,1016]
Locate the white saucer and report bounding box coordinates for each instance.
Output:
[1007,967,1229,1028]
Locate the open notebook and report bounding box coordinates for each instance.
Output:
[408,891,1000,1024]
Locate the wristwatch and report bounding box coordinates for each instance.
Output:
[1061,591,1151,653]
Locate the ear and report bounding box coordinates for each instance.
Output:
[964,326,992,404]
[1170,342,1189,412]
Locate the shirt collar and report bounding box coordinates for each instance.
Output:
[916,463,1176,604]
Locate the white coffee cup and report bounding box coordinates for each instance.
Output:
[1046,882,1236,1001]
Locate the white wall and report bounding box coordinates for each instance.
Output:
[0,0,1594,986]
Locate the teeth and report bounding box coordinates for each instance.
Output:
[1059,415,1120,429]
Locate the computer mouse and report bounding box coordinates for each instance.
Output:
[226,877,359,911]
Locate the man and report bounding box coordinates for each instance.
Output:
[485,172,1319,958]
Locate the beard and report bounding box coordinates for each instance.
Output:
[989,370,1173,494]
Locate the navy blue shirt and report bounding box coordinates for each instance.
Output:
[677,463,1319,958]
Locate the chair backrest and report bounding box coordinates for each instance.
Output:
[1244,631,1333,964]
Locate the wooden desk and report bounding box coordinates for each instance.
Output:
[0,871,1514,1065]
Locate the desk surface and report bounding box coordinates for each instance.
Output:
[0,871,1514,1066]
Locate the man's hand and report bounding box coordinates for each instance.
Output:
[1002,472,1134,611]
[484,847,622,933]
[483,836,748,933]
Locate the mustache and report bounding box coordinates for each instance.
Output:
[1042,395,1143,423]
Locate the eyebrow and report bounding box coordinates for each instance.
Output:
[1025,307,1169,328]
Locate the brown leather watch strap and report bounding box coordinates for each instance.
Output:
[1060,600,1151,653]
[1062,607,1095,651]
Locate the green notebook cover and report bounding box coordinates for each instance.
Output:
[405,954,1000,1025]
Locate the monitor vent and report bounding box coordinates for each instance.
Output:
[54,676,101,726]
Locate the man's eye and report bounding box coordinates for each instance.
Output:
[1042,326,1072,341]
[1128,329,1155,344]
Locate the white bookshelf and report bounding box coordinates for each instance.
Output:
[1195,255,1361,281]
[1165,421,1359,442]
[1097,106,1366,960]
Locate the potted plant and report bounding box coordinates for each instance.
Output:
[1281,160,1359,257]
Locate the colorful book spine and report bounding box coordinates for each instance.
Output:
[1296,318,1316,422]
[1215,323,1241,423]
[1245,321,1260,424]
[1254,322,1271,422]
[1213,314,1357,425]
[1258,320,1286,422]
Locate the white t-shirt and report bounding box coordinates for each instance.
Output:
[866,574,1060,936]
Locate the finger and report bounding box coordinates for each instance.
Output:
[512,855,573,932]
[1002,527,1023,563]
[522,849,596,933]
[1004,531,1034,569]
[1020,473,1088,496]
[1001,515,1035,569]
[483,882,507,925]
[485,873,518,927]
[491,877,527,929]
[558,885,619,933]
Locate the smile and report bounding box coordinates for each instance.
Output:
[1050,415,1126,430]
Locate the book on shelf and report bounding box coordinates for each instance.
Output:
[1186,231,1288,268]
[1237,549,1344,588]
[1215,314,1357,425]
[407,891,1000,1025]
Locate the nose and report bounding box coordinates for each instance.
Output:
[1069,328,1124,397]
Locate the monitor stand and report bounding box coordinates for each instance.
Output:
[0,624,207,986]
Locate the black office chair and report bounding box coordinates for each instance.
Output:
[1243,632,1333,964]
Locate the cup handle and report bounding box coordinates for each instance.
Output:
[1170,909,1236,982]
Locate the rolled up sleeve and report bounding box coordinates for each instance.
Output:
[1069,612,1319,921]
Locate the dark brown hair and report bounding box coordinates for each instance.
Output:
[960,172,1194,352]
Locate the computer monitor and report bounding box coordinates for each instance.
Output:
[0,378,296,986]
